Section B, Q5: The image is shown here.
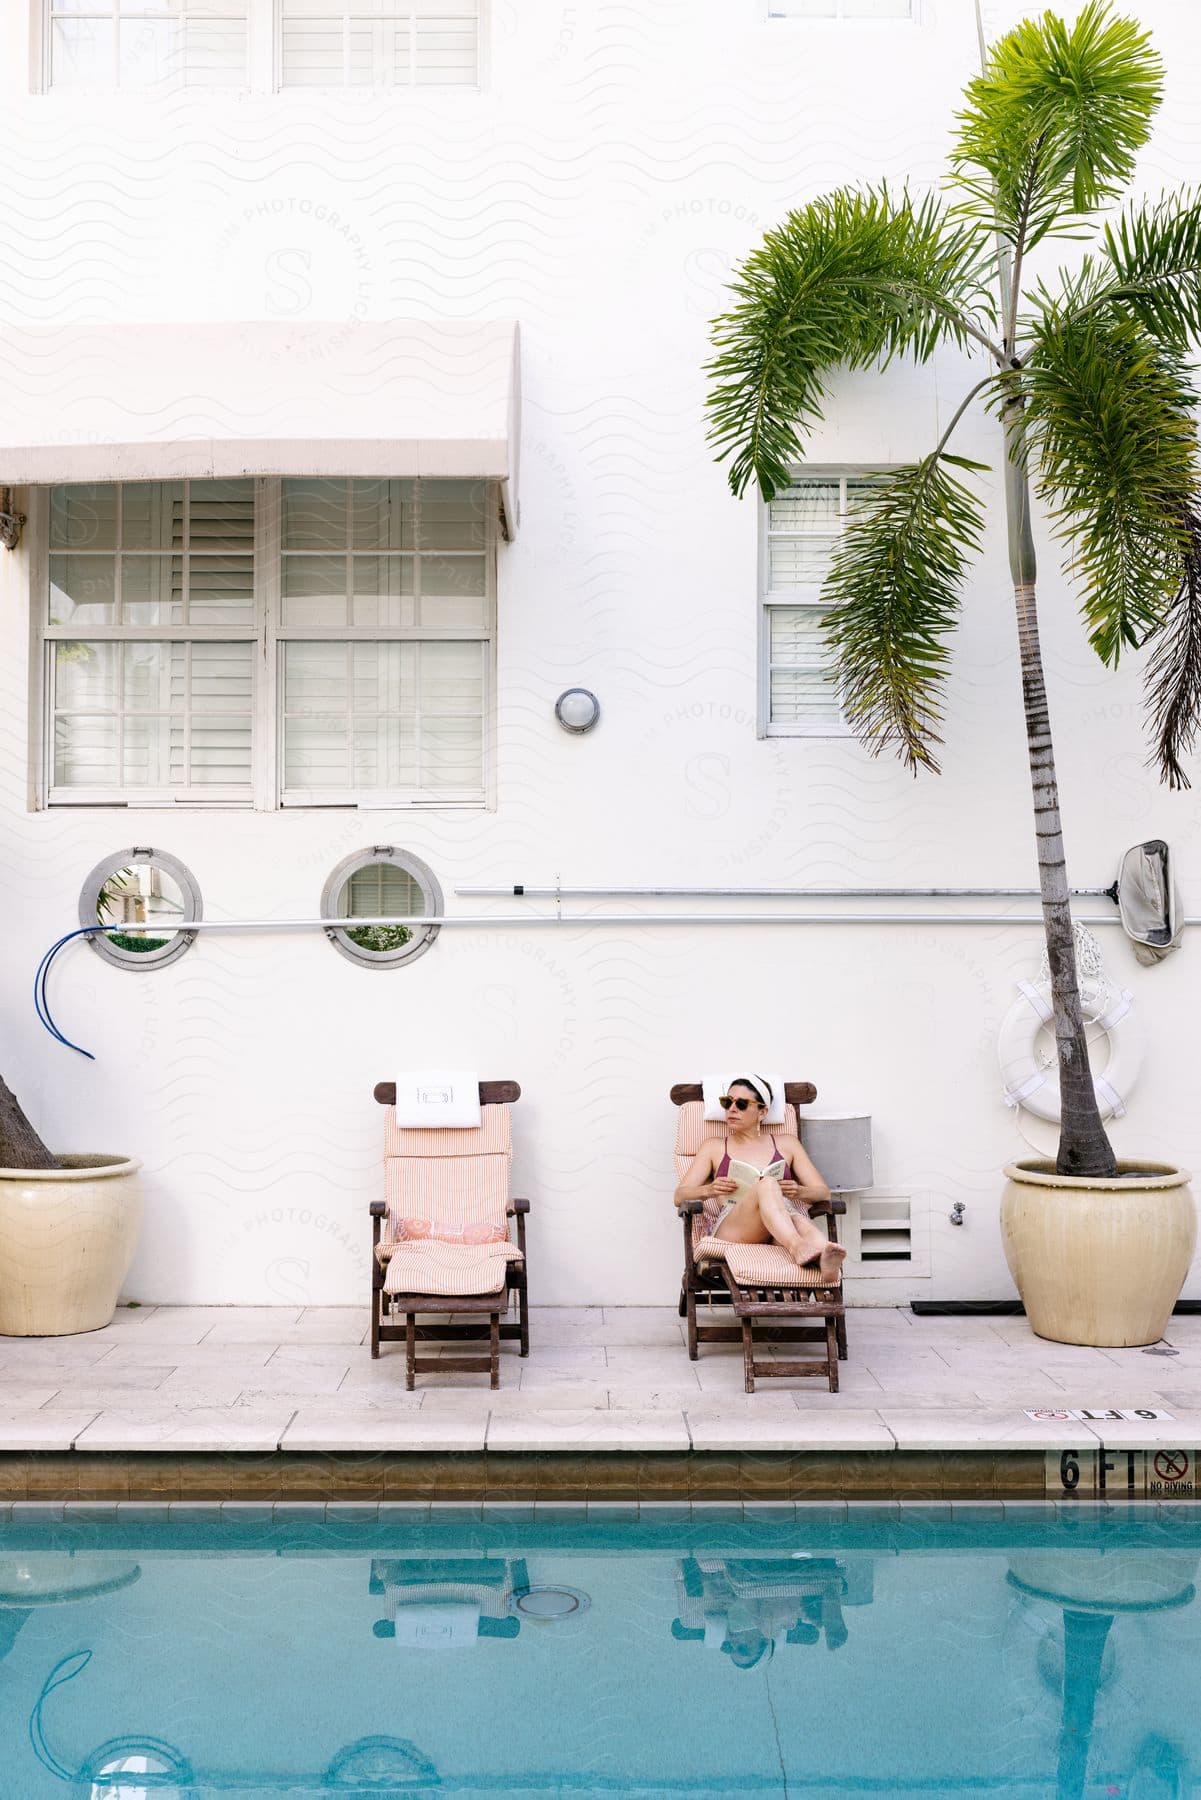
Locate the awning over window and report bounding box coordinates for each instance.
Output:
[0,318,522,535]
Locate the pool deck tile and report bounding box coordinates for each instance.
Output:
[0,1305,1193,1472]
[685,1410,895,1452]
[1081,1412,1201,1449]
[281,1410,489,1452]
[74,1408,298,1453]
[879,1410,1087,1452]
[486,1409,690,1453]
[0,1411,101,1450]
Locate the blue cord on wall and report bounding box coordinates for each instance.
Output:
[34,927,108,1060]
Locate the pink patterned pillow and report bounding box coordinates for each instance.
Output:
[395,1218,507,1245]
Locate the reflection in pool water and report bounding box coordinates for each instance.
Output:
[2,1510,1198,1798]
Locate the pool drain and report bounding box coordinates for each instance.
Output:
[511,1585,590,1620]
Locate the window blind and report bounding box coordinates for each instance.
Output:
[48,481,257,798]
[279,0,479,87]
[277,477,490,802]
[43,475,493,806]
[767,1,914,18]
[763,473,880,736]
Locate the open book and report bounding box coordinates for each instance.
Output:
[725,1158,785,1204]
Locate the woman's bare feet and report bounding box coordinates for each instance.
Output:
[819,1241,847,1283]
[795,1237,847,1281]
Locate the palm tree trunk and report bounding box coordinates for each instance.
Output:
[0,1077,60,1170]
[1003,401,1118,1179]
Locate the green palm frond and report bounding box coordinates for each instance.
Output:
[707,187,994,499]
[1098,194,1201,343]
[821,456,987,774]
[1023,312,1198,661]
[1030,195,1201,345]
[952,2,1161,247]
[1145,503,1201,791]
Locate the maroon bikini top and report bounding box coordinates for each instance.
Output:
[716,1135,794,1180]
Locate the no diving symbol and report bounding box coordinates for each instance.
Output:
[1153,1450,1190,1483]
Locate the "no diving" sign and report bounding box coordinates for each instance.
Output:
[1048,1447,1197,1497]
[1150,1449,1194,1496]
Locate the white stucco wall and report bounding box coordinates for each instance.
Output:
[0,1,1198,1306]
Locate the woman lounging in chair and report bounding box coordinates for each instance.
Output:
[674,1075,847,1283]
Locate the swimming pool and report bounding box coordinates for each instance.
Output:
[2,1505,1199,1798]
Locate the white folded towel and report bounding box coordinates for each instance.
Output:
[703,1610,729,1650]
[702,1072,786,1125]
[392,1070,481,1128]
[392,1601,481,1648]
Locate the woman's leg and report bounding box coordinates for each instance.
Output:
[712,1180,846,1283]
[758,1178,847,1282]
[714,1178,811,1257]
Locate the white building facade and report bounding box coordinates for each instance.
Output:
[1,0,1198,1307]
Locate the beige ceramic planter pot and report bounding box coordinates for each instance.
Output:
[1001,1158,1195,1348]
[0,1156,143,1336]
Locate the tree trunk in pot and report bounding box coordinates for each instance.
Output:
[0,1078,59,1170]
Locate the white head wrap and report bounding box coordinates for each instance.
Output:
[731,1073,773,1108]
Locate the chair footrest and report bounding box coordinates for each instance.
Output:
[751,1359,836,1379]
[377,1321,521,1345]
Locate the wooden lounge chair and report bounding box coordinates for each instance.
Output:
[671,1081,847,1393]
[370,1078,530,1389]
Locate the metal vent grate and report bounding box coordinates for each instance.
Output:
[846,1192,913,1266]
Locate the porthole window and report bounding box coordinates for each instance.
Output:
[79,848,201,970]
[321,848,441,969]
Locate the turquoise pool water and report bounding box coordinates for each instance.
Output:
[1,1505,1199,1798]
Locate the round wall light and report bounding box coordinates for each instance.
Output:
[554,688,600,734]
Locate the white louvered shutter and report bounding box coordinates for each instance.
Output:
[763,474,871,736]
[768,1,913,17]
[278,478,490,803]
[279,0,479,88]
[47,480,256,801]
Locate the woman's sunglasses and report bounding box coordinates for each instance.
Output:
[719,1095,757,1112]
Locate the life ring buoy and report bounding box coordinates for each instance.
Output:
[998,978,1143,1123]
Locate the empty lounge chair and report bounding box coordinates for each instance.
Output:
[369,1079,530,1388]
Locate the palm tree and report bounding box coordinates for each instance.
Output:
[708,1,1201,1180]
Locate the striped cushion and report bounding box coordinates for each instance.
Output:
[384,1105,512,1160]
[690,1214,836,1290]
[383,1103,512,1246]
[383,1238,520,1297]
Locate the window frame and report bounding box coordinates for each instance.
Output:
[33,0,487,94]
[759,466,885,741]
[320,844,442,968]
[33,476,497,811]
[763,0,917,20]
[79,845,203,970]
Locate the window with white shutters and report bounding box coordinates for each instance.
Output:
[761,472,881,737]
[40,477,494,807]
[45,0,251,88]
[279,0,480,87]
[39,0,479,89]
[47,482,257,800]
[277,478,490,804]
[767,1,914,18]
